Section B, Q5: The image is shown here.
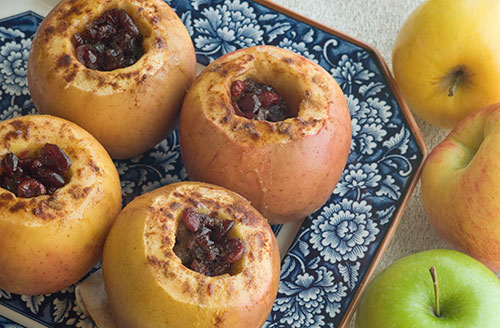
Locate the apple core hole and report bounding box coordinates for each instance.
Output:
[72,8,145,71]
[173,208,245,277]
[0,143,72,198]
[248,77,303,118]
[229,78,297,122]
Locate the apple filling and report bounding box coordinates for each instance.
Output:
[73,8,144,71]
[230,79,293,122]
[0,143,71,198]
[173,208,244,276]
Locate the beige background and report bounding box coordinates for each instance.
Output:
[270,0,499,326]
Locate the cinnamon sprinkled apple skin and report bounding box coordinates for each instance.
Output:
[103,182,280,328]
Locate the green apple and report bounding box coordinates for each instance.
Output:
[393,0,500,129]
[355,249,500,327]
[421,103,500,271]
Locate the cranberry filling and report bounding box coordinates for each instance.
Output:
[0,144,72,198]
[230,78,292,122]
[174,208,245,277]
[73,9,144,71]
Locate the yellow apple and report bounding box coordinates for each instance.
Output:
[102,182,280,328]
[392,0,500,129]
[421,103,500,272]
[0,115,122,295]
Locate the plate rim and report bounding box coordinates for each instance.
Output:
[252,1,428,326]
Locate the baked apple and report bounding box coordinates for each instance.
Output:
[27,0,197,159]
[179,46,351,224]
[0,115,122,295]
[102,181,280,328]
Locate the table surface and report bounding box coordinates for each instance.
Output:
[271,0,499,326]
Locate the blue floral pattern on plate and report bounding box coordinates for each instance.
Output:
[0,1,424,326]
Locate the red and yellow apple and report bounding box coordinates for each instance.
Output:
[421,103,500,272]
[392,0,500,129]
[179,46,351,224]
[0,115,122,295]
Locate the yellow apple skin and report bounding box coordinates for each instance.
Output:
[102,182,280,328]
[393,0,500,129]
[0,115,122,295]
[421,103,500,271]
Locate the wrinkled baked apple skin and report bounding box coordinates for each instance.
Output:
[0,115,122,295]
[180,46,351,224]
[102,182,280,328]
[27,0,197,159]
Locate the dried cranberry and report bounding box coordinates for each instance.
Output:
[212,263,231,276]
[237,94,261,118]
[212,220,234,242]
[17,178,47,198]
[102,23,117,40]
[40,143,71,174]
[103,48,123,71]
[104,10,119,25]
[1,154,23,180]
[258,89,281,107]
[2,176,19,194]
[73,32,87,47]
[190,259,209,275]
[2,153,19,174]
[19,158,43,175]
[173,209,245,277]
[225,239,244,263]
[182,208,201,232]
[230,79,292,122]
[76,45,99,70]
[117,9,140,37]
[0,143,71,198]
[73,9,143,71]
[230,80,245,98]
[242,78,256,93]
[34,168,66,188]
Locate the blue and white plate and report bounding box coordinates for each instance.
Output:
[0,1,426,327]
[0,313,23,328]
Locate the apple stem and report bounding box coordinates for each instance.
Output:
[448,70,463,97]
[429,266,441,317]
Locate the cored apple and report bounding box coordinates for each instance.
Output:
[393,0,500,129]
[102,182,280,328]
[179,46,351,224]
[0,115,122,295]
[27,0,196,159]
